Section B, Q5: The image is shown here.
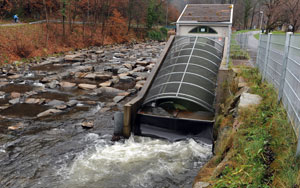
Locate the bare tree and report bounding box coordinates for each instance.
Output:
[262,0,283,33]
[283,0,300,32]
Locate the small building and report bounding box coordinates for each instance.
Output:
[176,4,233,38]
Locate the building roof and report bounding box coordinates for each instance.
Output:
[177,4,233,24]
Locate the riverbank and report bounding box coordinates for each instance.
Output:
[194,65,299,187]
[0,22,143,65]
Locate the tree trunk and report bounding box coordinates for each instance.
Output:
[42,0,49,47]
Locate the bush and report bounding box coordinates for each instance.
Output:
[160,27,168,38]
[147,27,168,42]
[147,30,162,41]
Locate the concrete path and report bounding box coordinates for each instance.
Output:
[246,31,260,65]
[0,20,90,27]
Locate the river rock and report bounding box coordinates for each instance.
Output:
[8,74,22,79]
[136,80,146,86]
[114,53,125,58]
[194,182,210,188]
[135,83,143,90]
[0,82,9,87]
[25,91,38,97]
[95,73,112,80]
[60,82,76,88]
[123,64,133,70]
[99,81,112,87]
[0,105,9,110]
[136,60,148,66]
[113,96,125,103]
[49,57,64,63]
[41,75,59,83]
[8,122,24,131]
[119,76,135,83]
[25,98,41,104]
[55,105,67,110]
[47,80,59,89]
[84,73,96,79]
[111,76,120,84]
[133,66,146,72]
[106,102,117,107]
[118,68,130,74]
[9,98,20,105]
[74,72,87,78]
[78,84,97,90]
[47,100,65,106]
[146,64,155,70]
[37,109,63,118]
[72,65,93,73]
[10,92,21,99]
[103,66,113,72]
[238,93,262,109]
[67,100,78,107]
[81,121,94,128]
[131,72,148,79]
[96,50,104,54]
[65,53,85,62]
[118,92,130,97]
[99,87,124,95]
[100,107,110,113]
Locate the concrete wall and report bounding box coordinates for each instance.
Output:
[177,24,229,38]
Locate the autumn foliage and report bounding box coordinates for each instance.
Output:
[0,0,179,64]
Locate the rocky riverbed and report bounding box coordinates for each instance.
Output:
[0,41,212,188]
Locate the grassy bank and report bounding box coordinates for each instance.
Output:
[194,66,299,187]
[230,33,250,60]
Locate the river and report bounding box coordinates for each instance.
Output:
[0,42,212,188]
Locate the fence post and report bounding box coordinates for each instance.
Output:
[278,32,292,103]
[262,33,272,82]
[226,25,232,67]
[256,33,262,68]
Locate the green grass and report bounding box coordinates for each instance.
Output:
[235,29,259,34]
[213,67,299,188]
[230,33,250,60]
[254,33,260,40]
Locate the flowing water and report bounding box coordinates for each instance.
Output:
[60,136,212,188]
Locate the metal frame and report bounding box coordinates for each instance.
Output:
[143,36,224,112]
[153,72,217,85]
[157,63,217,76]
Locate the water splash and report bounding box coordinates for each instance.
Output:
[60,136,212,188]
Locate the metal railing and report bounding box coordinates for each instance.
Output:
[256,32,300,154]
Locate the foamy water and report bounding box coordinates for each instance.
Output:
[59,135,212,188]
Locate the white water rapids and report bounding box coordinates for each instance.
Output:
[59,134,212,188]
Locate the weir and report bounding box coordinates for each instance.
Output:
[120,4,234,145]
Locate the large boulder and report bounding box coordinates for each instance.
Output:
[238,93,262,109]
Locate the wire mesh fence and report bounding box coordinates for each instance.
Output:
[256,33,300,154]
[230,32,258,64]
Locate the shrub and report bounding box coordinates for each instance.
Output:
[147,27,168,42]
